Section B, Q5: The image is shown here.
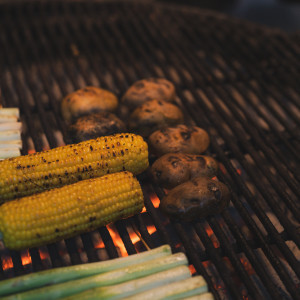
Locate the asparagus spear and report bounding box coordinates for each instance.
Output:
[2,253,188,300]
[0,245,171,297]
[63,265,191,300]
[123,276,208,300]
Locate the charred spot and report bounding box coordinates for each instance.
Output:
[112,152,116,157]
[44,175,48,180]
[59,178,63,184]
[189,198,201,205]
[180,130,191,141]
[48,162,51,164]
[155,170,162,178]
[14,187,18,192]
[157,100,164,105]
[166,204,178,212]
[36,233,41,238]
[81,157,84,161]
[55,228,60,232]
[196,156,206,167]
[45,183,49,188]
[121,150,124,156]
[171,160,179,168]
[49,173,52,178]
[123,166,126,171]
[77,167,80,172]
[144,109,151,113]
[107,170,110,173]
[90,145,93,151]
[27,165,31,168]
[89,217,96,222]
[192,180,199,186]
[65,171,68,176]
[16,164,22,169]
[77,175,82,180]
[56,159,59,162]
[106,146,110,149]
[134,82,145,89]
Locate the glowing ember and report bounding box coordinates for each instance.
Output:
[39,249,50,261]
[150,193,160,208]
[2,256,13,270]
[21,251,32,266]
[189,264,196,275]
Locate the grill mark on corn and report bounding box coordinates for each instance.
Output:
[0,134,148,202]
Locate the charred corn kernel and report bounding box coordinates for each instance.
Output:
[0,133,148,203]
[0,171,144,250]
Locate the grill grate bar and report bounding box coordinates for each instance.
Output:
[0,2,299,299]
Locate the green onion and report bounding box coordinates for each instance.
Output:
[2,253,188,300]
[64,265,191,300]
[0,245,171,297]
[0,108,20,118]
[123,276,208,300]
[183,293,214,300]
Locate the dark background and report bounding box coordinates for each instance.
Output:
[162,0,300,32]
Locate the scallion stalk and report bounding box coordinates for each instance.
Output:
[123,276,208,300]
[3,253,187,300]
[0,245,171,297]
[64,265,191,300]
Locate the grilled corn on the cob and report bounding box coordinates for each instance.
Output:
[0,171,144,250]
[0,133,148,202]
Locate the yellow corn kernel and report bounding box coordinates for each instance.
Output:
[0,133,149,203]
[0,171,144,250]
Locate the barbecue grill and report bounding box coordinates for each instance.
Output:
[0,1,299,299]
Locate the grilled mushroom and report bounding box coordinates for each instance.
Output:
[160,177,230,221]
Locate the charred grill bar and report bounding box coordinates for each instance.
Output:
[0,1,299,299]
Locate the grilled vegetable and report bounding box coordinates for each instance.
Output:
[68,112,126,143]
[160,177,231,221]
[0,148,21,160]
[122,78,176,110]
[128,99,184,137]
[150,153,218,189]
[123,276,208,300]
[0,171,144,250]
[184,293,215,300]
[2,253,188,300]
[64,265,191,300]
[0,133,149,202]
[148,124,210,157]
[61,86,118,124]
[0,245,172,297]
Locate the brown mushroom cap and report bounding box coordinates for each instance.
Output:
[61,86,118,124]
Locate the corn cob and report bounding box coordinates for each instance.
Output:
[0,171,144,250]
[0,133,149,203]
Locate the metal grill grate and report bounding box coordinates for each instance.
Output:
[0,1,299,299]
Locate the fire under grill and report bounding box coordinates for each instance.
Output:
[0,1,299,299]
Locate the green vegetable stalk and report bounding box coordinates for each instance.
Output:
[123,276,208,300]
[63,265,191,300]
[3,253,188,300]
[0,245,171,297]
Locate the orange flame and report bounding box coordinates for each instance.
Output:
[21,250,32,266]
[2,256,13,270]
